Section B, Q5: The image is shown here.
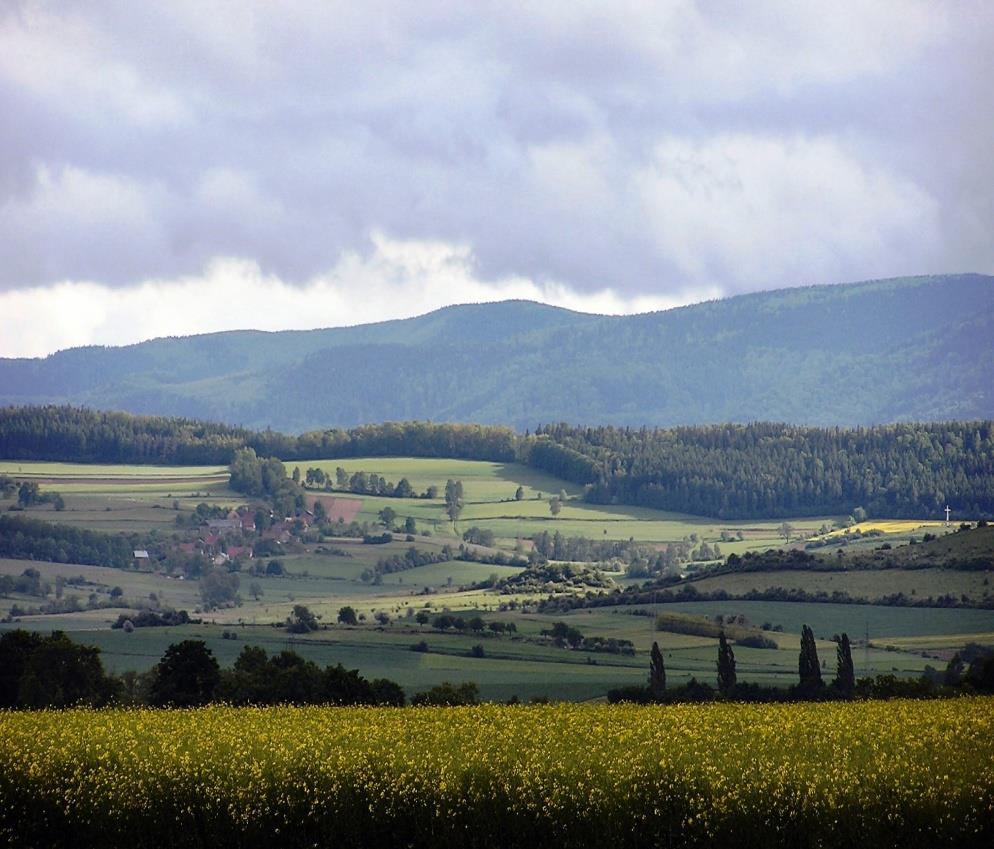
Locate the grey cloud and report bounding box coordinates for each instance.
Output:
[0,0,992,295]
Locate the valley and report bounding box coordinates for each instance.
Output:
[2,453,988,702]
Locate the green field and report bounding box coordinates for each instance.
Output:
[0,461,229,478]
[304,457,578,502]
[1,456,989,699]
[0,595,963,697]
[0,459,239,532]
[686,567,994,604]
[0,456,924,547]
[649,599,994,644]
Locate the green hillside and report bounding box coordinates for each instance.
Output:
[1,274,991,430]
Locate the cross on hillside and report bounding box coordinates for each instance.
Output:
[945,505,951,525]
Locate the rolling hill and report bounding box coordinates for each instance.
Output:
[1,274,991,431]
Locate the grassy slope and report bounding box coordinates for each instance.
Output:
[680,525,994,603]
[686,568,992,604]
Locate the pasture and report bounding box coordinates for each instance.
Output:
[644,600,994,653]
[685,567,994,605]
[0,457,944,549]
[1,456,988,699]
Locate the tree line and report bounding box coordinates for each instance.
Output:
[0,631,411,709]
[4,626,990,710]
[0,628,489,709]
[0,515,136,569]
[610,626,994,704]
[4,406,993,519]
[0,406,517,464]
[538,577,994,614]
[529,421,994,519]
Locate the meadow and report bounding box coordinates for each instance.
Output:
[0,457,828,546]
[3,589,976,698]
[1,456,990,700]
[1,699,992,848]
[685,567,993,605]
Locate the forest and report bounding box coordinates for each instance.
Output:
[1,406,992,519]
[0,406,516,465]
[0,515,137,569]
[2,275,992,432]
[529,422,994,519]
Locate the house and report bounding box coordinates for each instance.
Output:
[226,545,252,560]
[133,549,150,568]
[262,525,291,544]
[205,518,242,534]
[199,533,222,555]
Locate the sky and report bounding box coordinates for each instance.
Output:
[1,0,992,358]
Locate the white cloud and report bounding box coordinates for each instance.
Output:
[651,0,945,98]
[0,1,990,301]
[0,164,169,284]
[24,165,159,226]
[637,134,941,285]
[0,234,718,357]
[0,4,191,127]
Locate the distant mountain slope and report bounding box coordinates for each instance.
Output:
[1,274,991,430]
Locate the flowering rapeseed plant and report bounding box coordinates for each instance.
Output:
[1,699,992,848]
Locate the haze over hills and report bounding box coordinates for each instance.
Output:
[1,274,991,432]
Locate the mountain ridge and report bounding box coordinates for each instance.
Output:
[2,273,991,431]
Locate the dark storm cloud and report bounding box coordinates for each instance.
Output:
[0,0,992,297]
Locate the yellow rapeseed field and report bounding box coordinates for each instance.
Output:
[1,698,992,848]
[824,519,946,538]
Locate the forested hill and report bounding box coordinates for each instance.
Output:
[0,274,992,430]
[527,422,994,519]
[1,409,992,519]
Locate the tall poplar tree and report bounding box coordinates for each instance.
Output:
[717,631,736,695]
[834,633,855,695]
[649,641,666,698]
[798,624,823,691]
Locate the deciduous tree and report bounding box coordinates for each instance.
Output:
[149,640,220,707]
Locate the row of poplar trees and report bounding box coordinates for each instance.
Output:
[648,626,856,699]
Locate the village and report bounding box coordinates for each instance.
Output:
[143,494,367,579]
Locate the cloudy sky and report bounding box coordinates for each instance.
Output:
[1,1,992,357]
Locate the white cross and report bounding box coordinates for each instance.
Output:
[944,505,951,525]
